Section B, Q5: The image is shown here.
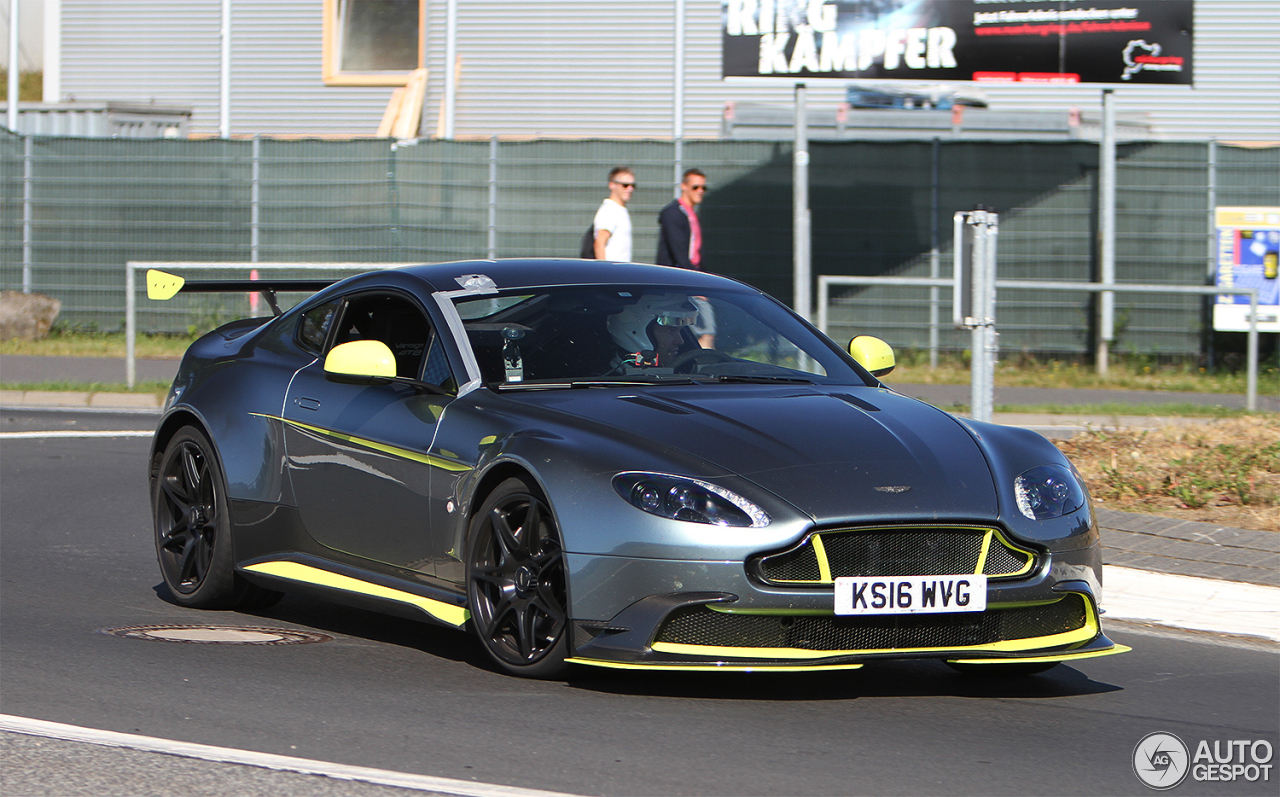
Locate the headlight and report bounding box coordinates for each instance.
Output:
[1014,464,1085,520]
[613,472,770,528]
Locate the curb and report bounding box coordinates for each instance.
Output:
[1103,566,1280,642]
[0,390,162,409]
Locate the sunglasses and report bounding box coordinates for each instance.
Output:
[613,181,636,188]
[689,185,707,191]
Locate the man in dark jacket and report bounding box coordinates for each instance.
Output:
[656,169,714,347]
[655,168,707,270]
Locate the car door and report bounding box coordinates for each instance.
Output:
[283,290,457,575]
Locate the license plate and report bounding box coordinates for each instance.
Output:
[834,574,987,616]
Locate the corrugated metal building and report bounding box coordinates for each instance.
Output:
[44,0,1280,141]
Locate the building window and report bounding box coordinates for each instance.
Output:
[323,0,425,86]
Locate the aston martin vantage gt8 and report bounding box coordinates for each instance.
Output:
[147,259,1127,678]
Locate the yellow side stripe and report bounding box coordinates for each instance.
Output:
[566,658,865,673]
[244,561,469,627]
[251,413,471,472]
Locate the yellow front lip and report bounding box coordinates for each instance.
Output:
[566,658,866,673]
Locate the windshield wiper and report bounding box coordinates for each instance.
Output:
[709,374,816,384]
[496,376,701,391]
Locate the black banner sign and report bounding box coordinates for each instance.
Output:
[722,0,1194,85]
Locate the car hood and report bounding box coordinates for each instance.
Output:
[513,385,998,523]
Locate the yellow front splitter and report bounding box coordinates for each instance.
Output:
[947,644,1131,665]
[566,657,864,673]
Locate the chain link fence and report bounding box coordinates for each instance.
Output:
[2,134,1277,356]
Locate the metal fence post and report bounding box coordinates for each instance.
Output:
[125,264,136,389]
[983,212,1000,422]
[22,134,33,293]
[1098,88,1116,375]
[1204,139,1217,369]
[250,135,261,264]
[793,83,810,321]
[968,210,988,422]
[487,135,498,260]
[929,137,940,370]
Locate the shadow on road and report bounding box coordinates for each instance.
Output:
[566,659,1122,701]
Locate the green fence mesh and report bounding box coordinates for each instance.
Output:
[2,135,1276,354]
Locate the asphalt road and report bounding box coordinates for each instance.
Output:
[2,417,1277,796]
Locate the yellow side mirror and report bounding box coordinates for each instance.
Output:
[848,335,895,378]
[324,340,397,380]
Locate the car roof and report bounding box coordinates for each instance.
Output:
[390,258,753,295]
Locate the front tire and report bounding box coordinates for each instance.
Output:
[466,478,570,679]
[152,426,280,610]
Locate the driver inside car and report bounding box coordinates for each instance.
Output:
[606,294,701,372]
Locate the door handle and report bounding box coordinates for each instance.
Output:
[295,397,321,411]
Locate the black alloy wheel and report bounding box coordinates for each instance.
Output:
[153,426,280,610]
[466,478,570,678]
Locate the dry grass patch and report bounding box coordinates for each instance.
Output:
[1055,416,1280,532]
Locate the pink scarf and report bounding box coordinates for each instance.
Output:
[680,197,702,268]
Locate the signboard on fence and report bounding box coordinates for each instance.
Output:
[1214,207,1280,334]
[722,0,1194,85]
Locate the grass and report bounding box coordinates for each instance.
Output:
[0,329,198,359]
[991,403,1259,418]
[1056,416,1280,531]
[889,348,1279,396]
[0,381,171,396]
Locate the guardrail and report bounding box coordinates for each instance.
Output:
[124,262,421,388]
[817,275,1263,412]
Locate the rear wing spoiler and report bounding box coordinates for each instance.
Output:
[146,269,335,316]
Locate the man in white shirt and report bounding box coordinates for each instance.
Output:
[593,167,635,261]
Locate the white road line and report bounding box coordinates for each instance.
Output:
[0,715,581,797]
[0,430,153,439]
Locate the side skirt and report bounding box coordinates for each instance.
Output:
[240,555,469,628]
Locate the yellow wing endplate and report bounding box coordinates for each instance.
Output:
[147,270,186,301]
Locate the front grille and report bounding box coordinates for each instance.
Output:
[823,530,981,577]
[755,526,1035,585]
[654,595,1088,653]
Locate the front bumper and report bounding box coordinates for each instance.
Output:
[565,543,1126,671]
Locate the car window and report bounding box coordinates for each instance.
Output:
[420,333,455,390]
[333,293,433,379]
[297,300,339,354]
[452,286,868,387]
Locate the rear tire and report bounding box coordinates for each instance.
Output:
[153,426,281,610]
[466,478,570,679]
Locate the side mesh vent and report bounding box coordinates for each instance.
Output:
[655,595,1087,653]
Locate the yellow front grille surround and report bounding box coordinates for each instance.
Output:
[758,525,1037,586]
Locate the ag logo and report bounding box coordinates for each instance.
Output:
[1134,732,1190,789]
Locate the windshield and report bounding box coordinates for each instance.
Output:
[453,285,872,388]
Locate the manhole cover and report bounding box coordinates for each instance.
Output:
[101,624,331,646]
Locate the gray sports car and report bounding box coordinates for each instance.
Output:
[148,259,1127,678]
